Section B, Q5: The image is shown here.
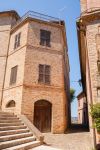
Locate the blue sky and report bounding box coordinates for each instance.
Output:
[0,0,82,117]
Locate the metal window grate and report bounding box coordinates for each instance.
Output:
[13,11,62,27]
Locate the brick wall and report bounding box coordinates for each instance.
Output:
[1,15,69,133]
[2,22,28,114]
[87,0,100,10]
[80,0,100,13]
[0,15,16,107]
[21,20,68,133]
[86,20,100,144]
[80,0,87,13]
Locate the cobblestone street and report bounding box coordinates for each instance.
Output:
[43,131,94,150]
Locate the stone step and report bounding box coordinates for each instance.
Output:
[0,132,34,142]
[4,141,41,150]
[0,112,14,115]
[0,128,30,136]
[0,125,27,131]
[0,114,17,117]
[0,136,36,149]
[0,116,19,120]
[0,119,21,123]
[0,122,24,127]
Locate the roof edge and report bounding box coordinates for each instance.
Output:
[0,10,20,20]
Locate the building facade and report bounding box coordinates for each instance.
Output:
[77,92,88,125]
[0,11,70,133]
[77,0,100,147]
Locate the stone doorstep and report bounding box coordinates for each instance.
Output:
[31,145,62,150]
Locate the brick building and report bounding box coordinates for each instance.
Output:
[77,0,100,147]
[77,92,88,125]
[0,10,70,133]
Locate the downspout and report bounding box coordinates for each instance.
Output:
[0,15,14,109]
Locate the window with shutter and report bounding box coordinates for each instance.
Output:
[10,66,18,85]
[38,64,51,84]
[14,32,21,49]
[40,30,51,47]
[45,65,50,84]
[38,64,44,83]
[97,61,100,73]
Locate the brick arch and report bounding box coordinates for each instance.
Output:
[34,99,52,132]
[34,97,52,105]
[6,100,16,108]
[34,99,52,105]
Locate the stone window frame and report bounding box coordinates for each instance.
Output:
[40,29,51,47]
[10,65,18,85]
[14,32,21,49]
[38,64,51,84]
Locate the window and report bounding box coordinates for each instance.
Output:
[6,100,16,108]
[38,64,51,84]
[14,32,21,49]
[10,66,18,85]
[40,30,51,47]
[97,61,100,72]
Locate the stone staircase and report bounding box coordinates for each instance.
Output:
[0,111,41,150]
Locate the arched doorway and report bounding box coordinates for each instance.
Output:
[34,100,52,132]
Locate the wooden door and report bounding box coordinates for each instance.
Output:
[34,100,51,132]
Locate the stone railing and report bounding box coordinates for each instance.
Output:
[14,11,62,27]
[19,115,44,143]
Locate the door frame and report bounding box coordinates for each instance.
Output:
[34,100,52,132]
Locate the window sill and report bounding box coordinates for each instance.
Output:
[40,44,51,48]
[9,83,16,87]
[38,82,51,86]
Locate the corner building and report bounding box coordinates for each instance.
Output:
[0,11,70,133]
[77,0,100,146]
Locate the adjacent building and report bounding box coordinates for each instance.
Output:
[77,0,100,146]
[0,10,70,133]
[77,92,88,125]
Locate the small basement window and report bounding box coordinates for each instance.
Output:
[6,100,16,108]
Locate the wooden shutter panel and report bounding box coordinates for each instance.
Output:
[45,65,50,84]
[46,31,51,47]
[38,64,51,84]
[14,33,21,49]
[97,61,100,72]
[41,30,46,39]
[40,30,45,46]
[45,65,50,75]
[17,32,21,47]
[10,66,18,85]
[40,30,51,47]
[38,64,44,83]
[14,34,18,49]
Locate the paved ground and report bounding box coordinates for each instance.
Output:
[33,145,61,150]
[31,125,94,150]
[42,131,94,150]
